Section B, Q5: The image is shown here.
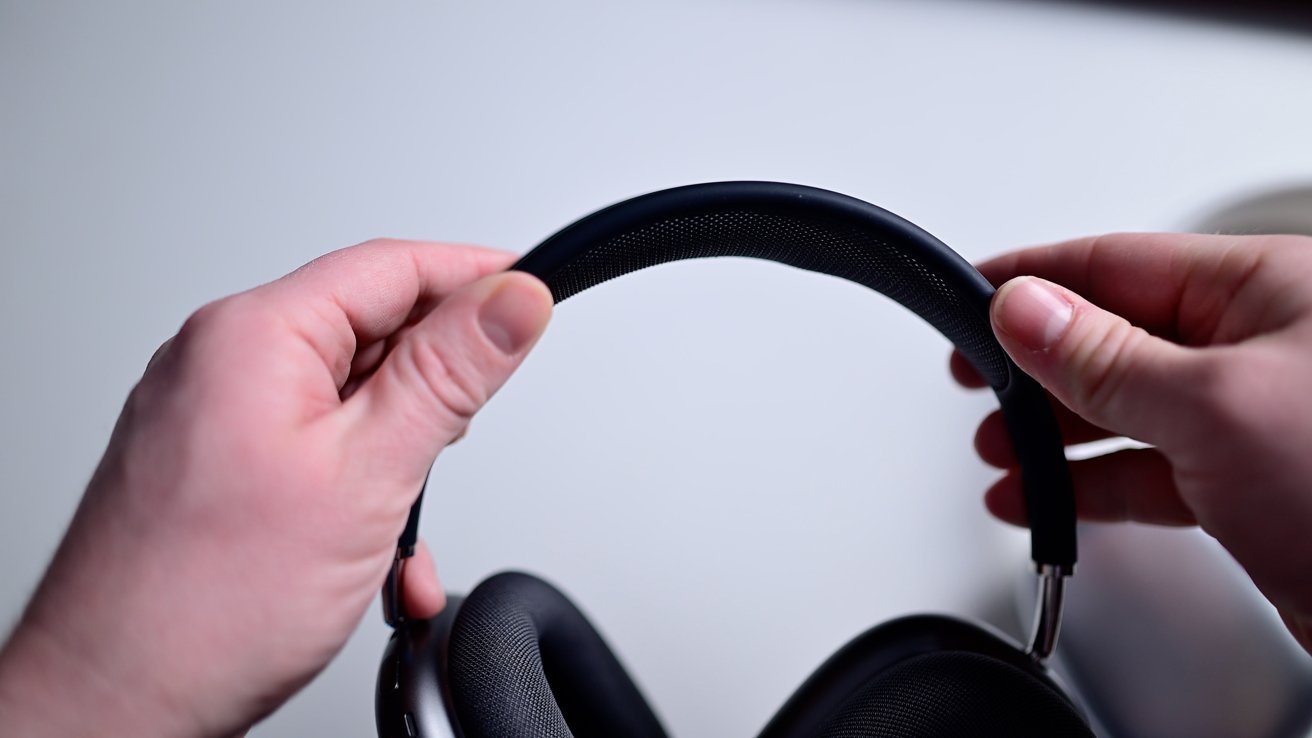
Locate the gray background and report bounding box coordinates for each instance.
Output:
[3,1,1312,736]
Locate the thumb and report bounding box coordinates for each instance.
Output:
[991,276,1194,443]
[349,271,552,477]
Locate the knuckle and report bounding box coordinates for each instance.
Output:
[171,301,229,365]
[169,294,276,380]
[178,294,262,340]
[404,335,488,424]
[178,298,228,338]
[1066,317,1146,417]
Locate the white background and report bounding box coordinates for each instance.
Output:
[3,1,1312,736]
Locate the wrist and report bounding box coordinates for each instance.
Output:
[0,614,197,738]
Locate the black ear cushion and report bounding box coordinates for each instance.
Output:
[446,571,668,738]
[816,651,1093,738]
[760,616,1091,738]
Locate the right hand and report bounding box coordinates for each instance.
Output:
[951,233,1312,652]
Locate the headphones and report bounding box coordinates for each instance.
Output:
[376,182,1090,737]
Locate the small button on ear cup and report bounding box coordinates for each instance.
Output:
[815,651,1092,738]
[445,572,668,738]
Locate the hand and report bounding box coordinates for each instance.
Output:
[0,240,553,737]
[950,233,1312,652]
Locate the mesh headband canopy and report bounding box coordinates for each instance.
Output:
[522,188,1009,389]
[416,182,1074,567]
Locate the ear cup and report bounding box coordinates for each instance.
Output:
[761,615,1092,738]
[815,651,1092,738]
[446,572,668,738]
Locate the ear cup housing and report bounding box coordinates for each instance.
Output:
[762,615,1092,738]
[378,594,465,738]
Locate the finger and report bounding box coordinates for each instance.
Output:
[985,448,1195,527]
[949,349,989,389]
[400,539,445,620]
[973,405,1115,468]
[348,340,390,383]
[346,271,553,480]
[977,233,1269,345]
[256,240,517,389]
[990,275,1204,445]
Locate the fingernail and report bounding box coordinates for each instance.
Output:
[994,277,1073,351]
[478,277,549,355]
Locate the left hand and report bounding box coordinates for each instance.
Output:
[0,239,553,737]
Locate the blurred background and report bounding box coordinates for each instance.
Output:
[4,1,1312,736]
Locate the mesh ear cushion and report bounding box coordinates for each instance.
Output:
[816,652,1094,738]
[446,572,668,738]
[760,616,1091,738]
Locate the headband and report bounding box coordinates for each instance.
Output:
[387,181,1075,658]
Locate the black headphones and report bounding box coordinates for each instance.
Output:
[376,182,1090,737]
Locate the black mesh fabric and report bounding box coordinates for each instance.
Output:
[446,575,1090,738]
[447,572,668,738]
[815,652,1093,738]
[537,210,1009,388]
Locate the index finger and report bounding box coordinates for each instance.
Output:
[272,239,516,340]
[252,239,516,386]
[976,233,1261,344]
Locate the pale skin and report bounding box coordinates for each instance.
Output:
[952,233,1312,653]
[0,240,555,738]
[1,233,1310,736]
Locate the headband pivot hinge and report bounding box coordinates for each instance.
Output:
[1027,564,1072,663]
[382,545,414,627]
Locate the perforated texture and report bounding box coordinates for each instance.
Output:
[816,651,1093,738]
[537,210,1009,388]
[449,586,564,738]
[447,573,667,738]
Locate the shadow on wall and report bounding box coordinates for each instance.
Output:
[1191,184,1312,236]
[992,0,1312,34]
